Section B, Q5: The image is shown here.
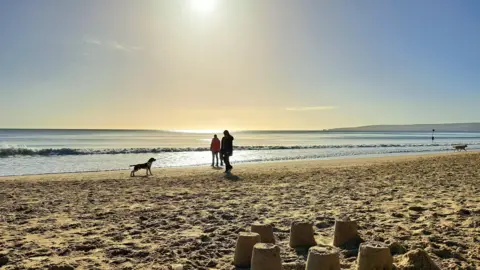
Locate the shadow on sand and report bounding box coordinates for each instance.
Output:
[130,175,150,178]
[294,247,309,260]
[224,172,241,181]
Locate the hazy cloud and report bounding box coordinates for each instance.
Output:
[286,106,337,111]
[84,37,102,45]
[108,41,143,52]
[84,36,143,52]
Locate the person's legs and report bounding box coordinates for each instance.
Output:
[211,152,215,167]
[220,151,224,166]
[228,153,233,171]
[214,152,219,166]
[223,153,231,172]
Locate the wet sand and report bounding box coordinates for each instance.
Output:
[0,152,479,269]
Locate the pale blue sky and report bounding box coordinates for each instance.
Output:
[0,0,479,130]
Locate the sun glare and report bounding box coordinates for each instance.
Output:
[190,0,217,13]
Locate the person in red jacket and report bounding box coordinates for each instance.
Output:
[210,134,221,167]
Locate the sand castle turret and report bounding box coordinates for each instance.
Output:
[333,219,361,247]
[289,221,317,248]
[233,232,261,267]
[306,246,341,270]
[357,242,393,270]
[251,223,275,244]
[251,243,282,270]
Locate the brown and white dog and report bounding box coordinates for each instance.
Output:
[130,158,156,177]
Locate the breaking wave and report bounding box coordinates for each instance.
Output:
[0,142,477,157]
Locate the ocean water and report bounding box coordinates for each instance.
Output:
[0,129,479,176]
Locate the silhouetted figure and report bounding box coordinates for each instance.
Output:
[221,130,234,173]
[210,134,221,167]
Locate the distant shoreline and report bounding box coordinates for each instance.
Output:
[328,122,480,132]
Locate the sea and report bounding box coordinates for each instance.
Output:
[1,129,479,176]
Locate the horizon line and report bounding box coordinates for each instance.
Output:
[2,121,480,132]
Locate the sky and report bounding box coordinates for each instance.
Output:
[0,0,479,130]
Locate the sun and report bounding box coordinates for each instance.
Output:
[190,0,217,13]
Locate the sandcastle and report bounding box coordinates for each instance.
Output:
[289,221,317,248]
[306,245,341,270]
[251,222,275,244]
[357,241,393,270]
[233,232,261,267]
[251,243,282,270]
[332,219,361,248]
[229,219,433,269]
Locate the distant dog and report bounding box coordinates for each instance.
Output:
[130,158,156,177]
[453,144,467,151]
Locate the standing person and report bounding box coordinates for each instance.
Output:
[210,134,221,167]
[221,130,234,173]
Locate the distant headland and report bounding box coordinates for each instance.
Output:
[328,123,480,132]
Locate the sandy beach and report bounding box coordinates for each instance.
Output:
[0,152,479,269]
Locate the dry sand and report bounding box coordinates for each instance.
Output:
[0,152,479,269]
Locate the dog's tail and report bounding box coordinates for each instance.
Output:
[129,165,135,167]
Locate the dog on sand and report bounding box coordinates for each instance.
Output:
[130,158,156,177]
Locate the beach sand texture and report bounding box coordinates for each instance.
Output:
[0,153,479,269]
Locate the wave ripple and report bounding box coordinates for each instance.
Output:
[1,142,476,158]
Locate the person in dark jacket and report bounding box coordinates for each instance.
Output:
[220,130,234,173]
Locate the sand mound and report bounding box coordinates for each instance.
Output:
[396,249,441,270]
